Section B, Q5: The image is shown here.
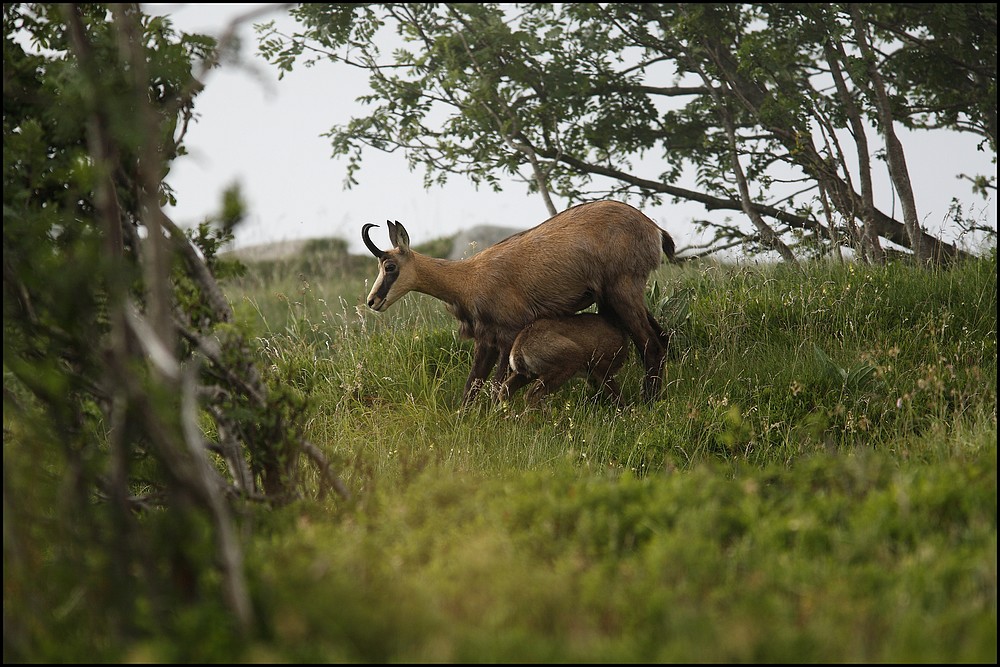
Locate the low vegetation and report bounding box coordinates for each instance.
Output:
[5,238,997,662]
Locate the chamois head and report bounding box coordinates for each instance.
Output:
[362,220,417,312]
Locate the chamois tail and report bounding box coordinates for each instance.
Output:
[661,230,676,261]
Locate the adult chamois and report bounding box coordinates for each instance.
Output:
[362,200,675,405]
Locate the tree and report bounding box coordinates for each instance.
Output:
[3,4,347,657]
[258,2,997,263]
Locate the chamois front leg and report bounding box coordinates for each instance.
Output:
[462,342,499,406]
[491,343,514,391]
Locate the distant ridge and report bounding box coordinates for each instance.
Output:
[223,238,311,262]
[448,225,524,260]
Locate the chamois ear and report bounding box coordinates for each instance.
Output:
[387,220,411,252]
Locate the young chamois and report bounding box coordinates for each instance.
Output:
[497,312,630,408]
[362,200,675,405]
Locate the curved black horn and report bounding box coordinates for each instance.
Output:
[361,223,386,259]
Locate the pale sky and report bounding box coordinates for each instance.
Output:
[148,3,997,258]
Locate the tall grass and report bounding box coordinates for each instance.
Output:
[186,244,995,663]
[234,250,995,480]
[11,238,994,662]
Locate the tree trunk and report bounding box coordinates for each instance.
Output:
[849,4,929,263]
[825,38,886,263]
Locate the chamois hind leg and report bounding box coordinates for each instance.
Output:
[600,282,665,402]
[525,367,576,407]
[648,311,676,359]
[522,379,548,407]
[586,353,619,404]
[588,374,625,407]
[635,312,666,401]
[497,371,533,402]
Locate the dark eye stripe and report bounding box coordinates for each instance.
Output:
[376,268,397,300]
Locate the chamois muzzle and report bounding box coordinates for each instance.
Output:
[362,223,387,259]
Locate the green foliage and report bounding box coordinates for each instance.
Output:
[5,5,336,659]
[256,3,997,261]
[237,440,995,663]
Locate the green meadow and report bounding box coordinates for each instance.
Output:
[7,237,998,662]
[219,238,997,663]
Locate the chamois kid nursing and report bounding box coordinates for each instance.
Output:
[498,312,630,407]
[362,200,675,405]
